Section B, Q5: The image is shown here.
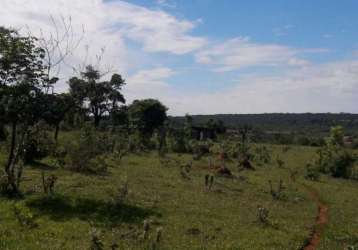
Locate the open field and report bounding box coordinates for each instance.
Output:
[0,145,356,250]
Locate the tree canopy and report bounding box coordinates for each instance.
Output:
[69,65,126,127]
[128,99,168,136]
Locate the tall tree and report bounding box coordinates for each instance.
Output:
[68,65,126,127]
[128,99,168,136]
[0,27,47,193]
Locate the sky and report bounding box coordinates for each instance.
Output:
[1,0,358,115]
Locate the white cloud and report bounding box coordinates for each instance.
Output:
[0,0,206,65]
[156,0,177,9]
[127,67,174,87]
[1,0,356,115]
[0,0,205,91]
[195,37,327,72]
[160,60,358,115]
[124,67,174,101]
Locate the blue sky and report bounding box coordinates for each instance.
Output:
[2,0,358,114]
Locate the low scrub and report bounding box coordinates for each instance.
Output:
[62,127,112,173]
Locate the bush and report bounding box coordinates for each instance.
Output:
[13,203,37,228]
[253,145,271,165]
[310,144,356,179]
[24,124,56,163]
[329,150,355,178]
[62,126,112,173]
[167,131,187,153]
[305,162,320,181]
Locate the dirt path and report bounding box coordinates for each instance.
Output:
[302,185,329,250]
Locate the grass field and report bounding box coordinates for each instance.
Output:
[0,144,357,250]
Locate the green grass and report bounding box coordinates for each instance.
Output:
[0,144,357,249]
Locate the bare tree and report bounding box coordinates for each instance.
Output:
[26,15,85,92]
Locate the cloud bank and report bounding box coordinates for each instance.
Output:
[1,0,357,115]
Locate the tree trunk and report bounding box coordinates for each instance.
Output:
[4,121,21,194]
[5,121,17,174]
[94,114,100,128]
[54,123,60,141]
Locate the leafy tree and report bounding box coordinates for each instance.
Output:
[111,105,129,128]
[68,65,126,127]
[42,93,75,140]
[0,27,48,193]
[327,125,344,146]
[128,99,168,137]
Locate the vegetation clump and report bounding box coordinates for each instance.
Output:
[308,126,357,179]
[13,202,38,228]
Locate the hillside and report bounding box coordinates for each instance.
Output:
[0,144,357,249]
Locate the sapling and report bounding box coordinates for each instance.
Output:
[41,171,57,195]
[142,219,150,240]
[90,227,104,250]
[257,205,270,225]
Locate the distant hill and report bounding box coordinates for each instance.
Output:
[170,113,358,135]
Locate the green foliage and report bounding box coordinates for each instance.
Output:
[23,123,56,163]
[0,144,357,249]
[253,145,272,165]
[308,126,357,179]
[63,126,112,173]
[327,126,344,145]
[128,99,168,137]
[13,202,37,228]
[305,162,320,181]
[69,65,126,127]
[166,129,187,153]
[0,27,53,193]
[41,93,75,139]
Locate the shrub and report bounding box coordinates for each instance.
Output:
[167,131,187,153]
[253,145,271,165]
[329,150,355,178]
[308,127,357,179]
[313,146,356,179]
[13,203,37,228]
[24,124,56,163]
[63,126,111,173]
[305,162,320,181]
